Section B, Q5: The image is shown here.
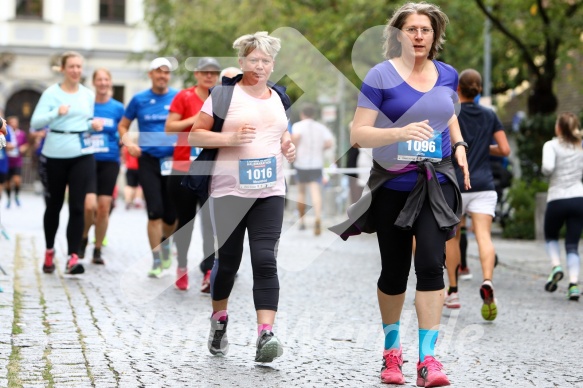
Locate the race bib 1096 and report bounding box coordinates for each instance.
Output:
[397,132,442,162]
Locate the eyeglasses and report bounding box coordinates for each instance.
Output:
[245,58,273,66]
[402,27,434,36]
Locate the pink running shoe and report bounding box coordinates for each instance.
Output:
[65,254,85,275]
[200,270,211,294]
[381,347,405,384]
[416,356,450,387]
[43,249,55,274]
[175,267,189,291]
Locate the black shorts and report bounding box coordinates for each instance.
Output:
[0,172,7,184]
[87,161,120,196]
[7,166,22,179]
[126,169,139,188]
[295,168,322,183]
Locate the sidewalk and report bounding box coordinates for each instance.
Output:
[1,192,582,387]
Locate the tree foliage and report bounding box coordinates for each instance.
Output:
[474,0,583,114]
[143,0,583,114]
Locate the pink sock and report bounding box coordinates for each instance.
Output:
[211,310,227,321]
[257,323,273,336]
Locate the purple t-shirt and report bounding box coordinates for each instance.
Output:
[358,60,459,191]
[7,128,28,168]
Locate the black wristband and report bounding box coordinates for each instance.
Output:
[452,141,469,154]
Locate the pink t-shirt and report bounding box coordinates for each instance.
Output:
[201,84,288,198]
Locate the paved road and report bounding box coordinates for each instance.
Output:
[0,192,582,387]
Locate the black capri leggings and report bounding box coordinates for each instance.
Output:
[138,153,175,224]
[210,195,284,311]
[39,154,95,255]
[544,197,583,254]
[167,172,215,270]
[371,183,457,294]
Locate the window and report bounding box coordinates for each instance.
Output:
[112,85,125,104]
[100,0,125,23]
[16,0,43,18]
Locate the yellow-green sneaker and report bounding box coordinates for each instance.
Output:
[91,236,108,247]
[148,263,163,278]
[480,281,497,321]
[544,266,564,292]
[161,245,172,270]
[567,284,580,301]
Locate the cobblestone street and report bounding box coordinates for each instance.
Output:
[1,192,582,387]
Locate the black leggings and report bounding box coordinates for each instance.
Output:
[167,172,215,270]
[544,197,583,254]
[39,154,95,255]
[138,153,175,224]
[371,183,457,294]
[210,195,284,311]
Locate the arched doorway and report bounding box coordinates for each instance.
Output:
[5,89,42,133]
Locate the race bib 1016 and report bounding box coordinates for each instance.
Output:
[239,156,277,189]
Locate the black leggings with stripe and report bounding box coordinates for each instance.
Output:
[209,195,283,311]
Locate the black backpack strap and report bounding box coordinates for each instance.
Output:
[209,75,291,133]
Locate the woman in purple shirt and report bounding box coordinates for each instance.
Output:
[5,116,29,208]
[334,3,469,386]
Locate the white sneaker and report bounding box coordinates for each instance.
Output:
[444,291,461,309]
[458,267,473,280]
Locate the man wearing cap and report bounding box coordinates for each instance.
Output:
[164,57,221,291]
[118,57,179,277]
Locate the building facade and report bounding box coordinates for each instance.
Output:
[0,0,170,131]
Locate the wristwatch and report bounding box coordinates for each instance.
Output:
[452,141,469,154]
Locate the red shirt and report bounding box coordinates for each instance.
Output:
[123,147,139,170]
[169,86,205,172]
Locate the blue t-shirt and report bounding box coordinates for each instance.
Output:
[455,102,504,192]
[123,88,178,158]
[0,128,12,174]
[358,60,459,191]
[93,98,125,162]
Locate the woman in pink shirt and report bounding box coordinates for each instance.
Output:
[189,31,295,364]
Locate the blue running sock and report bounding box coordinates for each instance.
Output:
[419,329,439,362]
[382,321,400,350]
[152,251,161,267]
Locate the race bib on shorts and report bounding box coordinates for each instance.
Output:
[397,132,442,162]
[239,156,277,189]
[160,156,173,176]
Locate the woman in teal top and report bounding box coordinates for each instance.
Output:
[31,51,104,275]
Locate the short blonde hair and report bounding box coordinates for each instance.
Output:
[383,2,449,60]
[233,31,281,59]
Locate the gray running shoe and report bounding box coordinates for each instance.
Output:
[255,330,283,363]
[208,318,229,356]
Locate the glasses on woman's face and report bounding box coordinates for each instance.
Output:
[402,27,434,36]
[245,57,273,66]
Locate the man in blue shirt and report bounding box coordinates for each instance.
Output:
[118,58,179,277]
